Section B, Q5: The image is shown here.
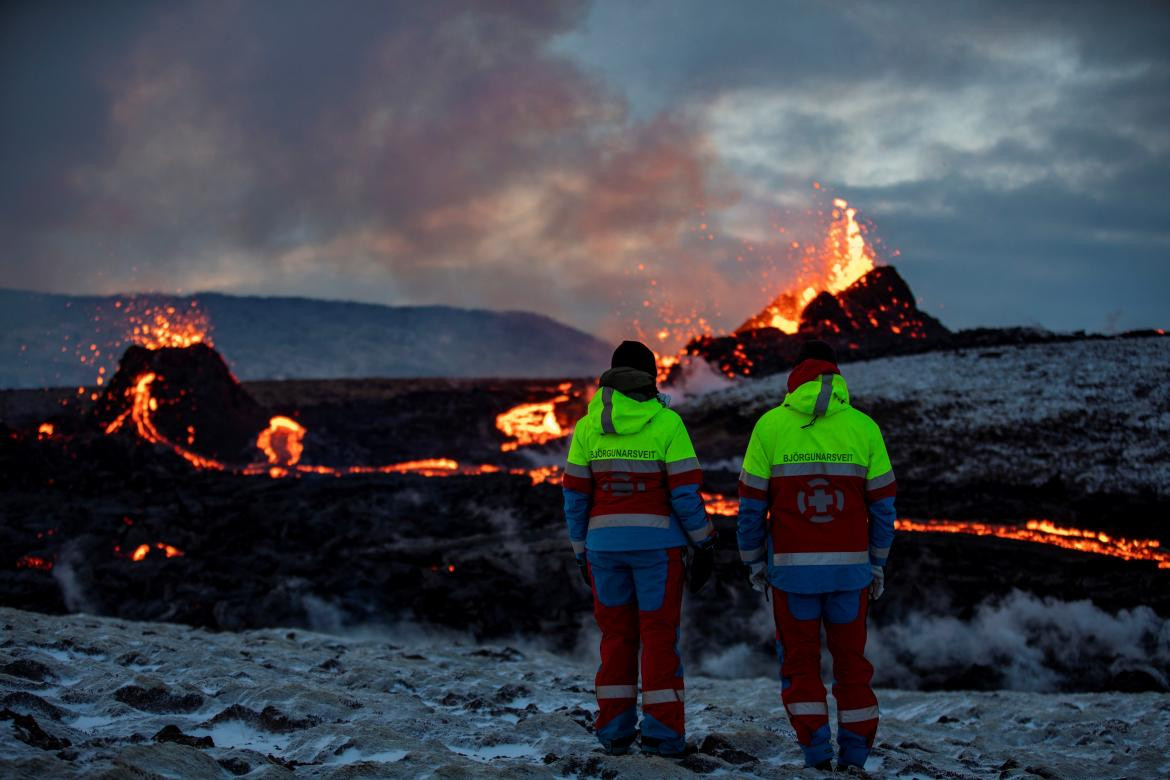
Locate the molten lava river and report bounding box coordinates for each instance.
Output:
[29,249,1169,574]
[97,365,1169,572]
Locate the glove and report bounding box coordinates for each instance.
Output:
[576,554,592,590]
[869,565,885,601]
[748,562,769,592]
[686,536,717,594]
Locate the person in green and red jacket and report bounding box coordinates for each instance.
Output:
[563,340,717,757]
[737,339,897,771]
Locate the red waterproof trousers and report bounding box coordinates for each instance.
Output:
[589,547,686,751]
[772,588,879,767]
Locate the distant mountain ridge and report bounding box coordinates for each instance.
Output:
[0,289,611,388]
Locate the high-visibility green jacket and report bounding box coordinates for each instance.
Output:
[563,380,714,553]
[736,362,897,593]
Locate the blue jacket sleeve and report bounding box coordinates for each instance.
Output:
[563,489,590,556]
[562,426,592,556]
[670,484,715,546]
[867,497,896,566]
[736,418,771,565]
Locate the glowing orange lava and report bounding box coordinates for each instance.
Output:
[16,555,53,571]
[741,198,876,333]
[893,518,1170,568]
[128,373,228,471]
[37,422,54,440]
[130,543,185,562]
[701,498,1168,568]
[701,492,739,517]
[257,415,306,476]
[119,372,562,483]
[497,398,568,451]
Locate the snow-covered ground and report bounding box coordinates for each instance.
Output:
[686,336,1170,496]
[3,607,1168,778]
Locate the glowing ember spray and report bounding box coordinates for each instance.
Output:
[127,301,212,350]
[740,198,877,334]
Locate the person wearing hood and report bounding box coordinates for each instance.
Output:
[562,340,717,757]
[736,340,897,772]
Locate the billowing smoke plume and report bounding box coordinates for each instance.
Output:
[0,0,727,340]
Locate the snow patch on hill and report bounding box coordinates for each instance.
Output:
[2,608,1168,778]
[686,336,1170,496]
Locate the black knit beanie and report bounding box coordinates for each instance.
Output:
[796,339,838,365]
[611,340,658,377]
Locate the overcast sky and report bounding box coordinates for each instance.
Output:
[2,0,1167,340]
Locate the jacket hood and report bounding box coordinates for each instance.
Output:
[598,366,657,400]
[587,380,664,436]
[783,370,851,424]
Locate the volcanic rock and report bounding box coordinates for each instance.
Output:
[153,724,214,749]
[0,659,54,683]
[0,708,72,751]
[204,704,319,733]
[681,264,950,379]
[808,264,950,346]
[114,685,204,713]
[92,343,271,463]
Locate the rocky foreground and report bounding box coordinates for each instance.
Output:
[2,607,1168,779]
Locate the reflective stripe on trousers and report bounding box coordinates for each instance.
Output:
[589,513,672,530]
[642,688,684,705]
[839,705,879,723]
[596,684,637,699]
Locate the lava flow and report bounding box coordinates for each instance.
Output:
[256,415,306,476]
[111,365,564,485]
[496,390,570,452]
[895,518,1170,569]
[130,543,184,562]
[700,496,1168,568]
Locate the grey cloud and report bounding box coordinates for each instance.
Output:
[559,0,1169,331]
[1,0,1166,341]
[0,0,722,338]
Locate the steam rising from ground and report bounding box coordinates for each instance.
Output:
[696,590,1170,693]
[288,584,1170,693]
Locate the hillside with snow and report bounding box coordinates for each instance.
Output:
[3,607,1168,779]
[684,335,1170,532]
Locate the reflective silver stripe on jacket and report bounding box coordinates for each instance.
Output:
[666,457,701,474]
[642,689,684,705]
[589,513,672,530]
[596,684,637,699]
[869,545,890,560]
[591,458,664,473]
[739,470,769,490]
[771,462,867,478]
[866,470,896,490]
[814,374,834,416]
[787,701,828,716]
[772,551,869,566]
[564,462,592,479]
[686,520,714,543]
[839,705,880,723]
[570,540,585,556]
[740,546,766,563]
[600,387,616,434]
